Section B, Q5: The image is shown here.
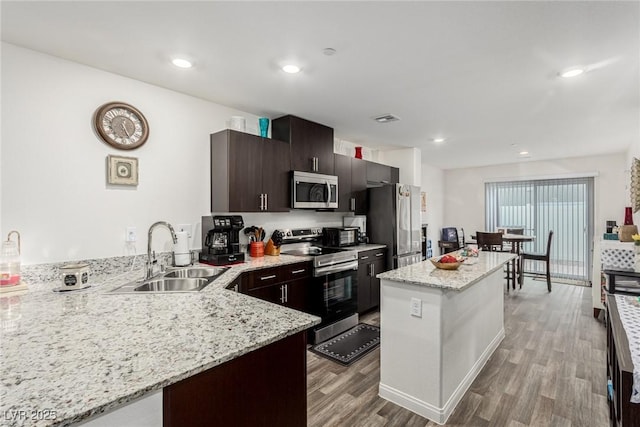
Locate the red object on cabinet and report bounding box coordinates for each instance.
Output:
[354,146,363,159]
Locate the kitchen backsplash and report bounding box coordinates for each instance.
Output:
[217,211,349,249]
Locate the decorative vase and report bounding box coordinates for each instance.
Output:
[258,118,269,138]
[625,207,634,225]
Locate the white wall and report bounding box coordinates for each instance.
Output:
[0,43,263,264]
[379,147,422,186]
[443,153,627,244]
[420,163,444,248]
[0,44,365,264]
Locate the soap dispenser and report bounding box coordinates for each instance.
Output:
[1,231,21,287]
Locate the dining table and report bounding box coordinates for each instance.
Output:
[468,233,535,289]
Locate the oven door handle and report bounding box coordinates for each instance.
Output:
[313,260,359,277]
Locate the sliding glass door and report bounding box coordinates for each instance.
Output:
[485,177,594,282]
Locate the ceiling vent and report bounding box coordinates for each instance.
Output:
[373,114,400,123]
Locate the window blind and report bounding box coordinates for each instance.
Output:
[485,177,594,282]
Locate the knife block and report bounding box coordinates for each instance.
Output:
[265,239,280,256]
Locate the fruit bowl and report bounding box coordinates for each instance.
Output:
[430,255,464,270]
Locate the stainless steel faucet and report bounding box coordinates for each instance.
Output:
[145,221,177,280]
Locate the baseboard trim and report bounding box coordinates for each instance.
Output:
[378,327,505,425]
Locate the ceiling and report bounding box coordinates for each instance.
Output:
[2,1,638,170]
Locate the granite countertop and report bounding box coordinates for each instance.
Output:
[350,243,387,252]
[0,255,321,427]
[377,251,516,291]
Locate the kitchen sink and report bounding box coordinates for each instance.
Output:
[108,265,228,294]
[163,266,227,279]
[134,277,208,292]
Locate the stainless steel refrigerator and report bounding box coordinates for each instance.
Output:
[368,184,422,269]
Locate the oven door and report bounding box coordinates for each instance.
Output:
[292,171,338,209]
[312,261,358,324]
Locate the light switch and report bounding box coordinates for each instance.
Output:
[410,298,422,317]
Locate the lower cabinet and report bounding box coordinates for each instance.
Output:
[239,261,312,312]
[164,331,307,427]
[357,249,387,313]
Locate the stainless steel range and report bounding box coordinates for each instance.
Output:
[278,228,359,344]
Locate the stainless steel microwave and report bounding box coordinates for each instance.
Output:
[292,171,338,209]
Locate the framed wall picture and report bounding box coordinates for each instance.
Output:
[107,155,138,186]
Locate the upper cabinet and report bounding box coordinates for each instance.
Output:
[210,129,290,212]
[272,115,335,175]
[334,154,367,214]
[366,160,399,186]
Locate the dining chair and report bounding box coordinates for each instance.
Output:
[475,232,505,252]
[519,231,554,292]
[476,232,514,289]
[502,227,524,251]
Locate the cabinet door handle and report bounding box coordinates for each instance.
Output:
[372,264,375,275]
[284,284,288,303]
[260,274,277,281]
[291,269,306,275]
[259,194,264,210]
[280,285,285,303]
[264,193,268,211]
[361,256,369,260]
[375,253,384,257]
[350,198,356,211]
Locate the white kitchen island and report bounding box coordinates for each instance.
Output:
[376,251,515,425]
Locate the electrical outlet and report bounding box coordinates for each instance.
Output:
[126,227,137,242]
[410,298,422,317]
[177,223,192,238]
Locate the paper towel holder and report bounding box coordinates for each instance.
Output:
[173,231,192,266]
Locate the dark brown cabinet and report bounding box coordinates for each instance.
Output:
[357,248,387,313]
[164,331,307,427]
[210,129,290,212]
[334,154,368,214]
[240,262,312,312]
[272,115,334,175]
[366,160,399,186]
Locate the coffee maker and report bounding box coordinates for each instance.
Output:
[199,215,245,265]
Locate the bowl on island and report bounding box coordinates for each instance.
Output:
[430,255,464,270]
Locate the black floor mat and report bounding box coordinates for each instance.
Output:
[309,323,380,366]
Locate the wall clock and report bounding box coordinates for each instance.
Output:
[94,102,149,150]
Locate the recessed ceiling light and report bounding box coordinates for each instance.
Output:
[323,48,337,56]
[172,58,192,69]
[282,64,301,74]
[560,68,584,78]
[433,137,446,143]
[519,151,529,156]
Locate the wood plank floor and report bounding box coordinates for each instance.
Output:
[307,279,608,426]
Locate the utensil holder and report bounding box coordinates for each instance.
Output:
[249,241,265,258]
[265,239,280,256]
